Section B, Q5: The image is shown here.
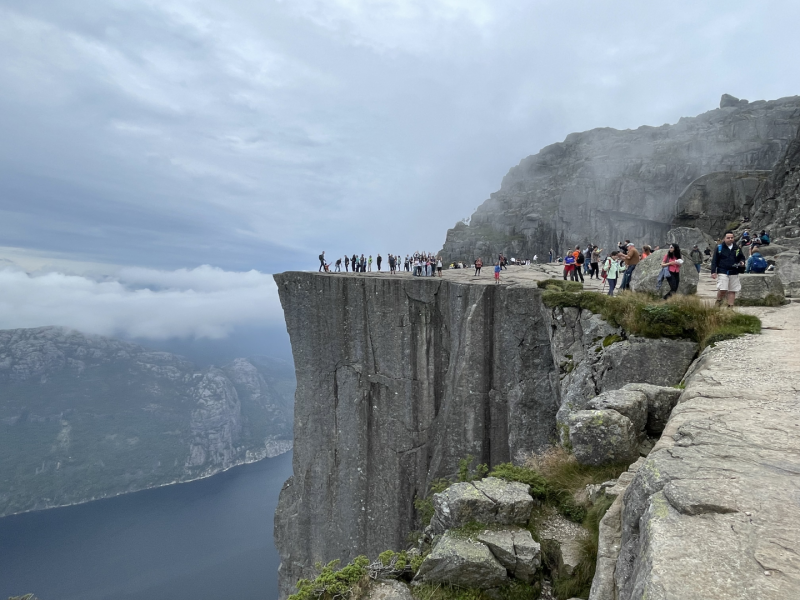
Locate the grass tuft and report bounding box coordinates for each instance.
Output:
[542,290,761,348]
[537,279,584,292]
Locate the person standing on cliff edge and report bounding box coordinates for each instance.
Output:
[319,251,325,272]
[711,231,746,307]
[494,261,501,284]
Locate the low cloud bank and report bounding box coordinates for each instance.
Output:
[0,265,282,339]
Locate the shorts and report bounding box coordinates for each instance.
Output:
[716,273,742,292]
[494,271,500,280]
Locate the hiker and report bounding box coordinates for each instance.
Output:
[436,256,443,276]
[549,249,553,263]
[368,255,373,272]
[711,231,746,307]
[344,255,350,272]
[740,230,751,245]
[619,243,640,290]
[563,252,576,280]
[319,251,326,272]
[377,254,382,271]
[583,245,593,274]
[573,246,585,282]
[689,244,703,273]
[746,247,768,273]
[335,258,342,272]
[474,257,483,276]
[641,245,652,260]
[589,246,601,279]
[352,254,358,272]
[494,261,501,285]
[603,251,623,296]
[660,244,683,299]
[760,230,771,245]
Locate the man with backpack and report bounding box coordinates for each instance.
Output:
[746,248,768,273]
[711,231,746,307]
[573,246,585,282]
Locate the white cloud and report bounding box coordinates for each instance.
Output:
[0,265,282,340]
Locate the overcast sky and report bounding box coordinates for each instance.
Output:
[1,0,799,348]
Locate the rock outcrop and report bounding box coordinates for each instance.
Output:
[736,273,785,304]
[430,478,534,534]
[440,95,800,263]
[0,327,294,517]
[774,251,800,297]
[630,249,699,296]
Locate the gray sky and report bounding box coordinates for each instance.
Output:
[0,0,799,343]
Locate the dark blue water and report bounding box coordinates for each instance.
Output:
[0,452,293,600]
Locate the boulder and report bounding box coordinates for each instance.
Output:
[587,389,648,435]
[567,409,640,466]
[775,251,800,297]
[363,580,414,600]
[414,531,508,589]
[630,249,699,296]
[664,227,715,253]
[620,383,682,435]
[736,274,785,304]
[599,337,697,392]
[430,478,533,534]
[752,244,787,258]
[477,528,541,583]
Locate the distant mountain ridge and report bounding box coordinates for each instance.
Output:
[0,326,294,517]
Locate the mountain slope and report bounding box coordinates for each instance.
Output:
[0,327,294,516]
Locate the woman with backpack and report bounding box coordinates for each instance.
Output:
[661,244,684,300]
[603,251,622,296]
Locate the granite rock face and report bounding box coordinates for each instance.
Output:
[476,528,541,583]
[567,409,640,466]
[586,390,647,436]
[663,227,715,254]
[415,531,508,589]
[441,96,800,263]
[273,273,560,598]
[619,383,681,436]
[0,327,294,517]
[430,478,534,534]
[774,251,800,297]
[736,273,785,303]
[630,249,699,296]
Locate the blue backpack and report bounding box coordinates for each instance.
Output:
[750,255,768,273]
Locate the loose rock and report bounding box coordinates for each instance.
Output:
[567,410,640,466]
[414,531,508,589]
[430,478,533,534]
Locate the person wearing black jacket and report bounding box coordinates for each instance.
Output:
[710,231,746,307]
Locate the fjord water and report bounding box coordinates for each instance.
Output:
[0,451,293,600]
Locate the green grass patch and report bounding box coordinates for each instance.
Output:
[542,290,761,348]
[537,279,584,292]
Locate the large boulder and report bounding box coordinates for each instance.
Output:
[587,389,648,435]
[620,383,682,435]
[775,251,800,297]
[414,531,508,589]
[599,337,697,392]
[363,580,415,600]
[630,249,699,296]
[736,274,785,304]
[567,409,640,466]
[665,227,715,253]
[430,478,533,534]
[477,528,541,583]
[753,244,788,258]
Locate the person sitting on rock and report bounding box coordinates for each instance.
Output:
[711,231,746,307]
[746,247,768,273]
[689,244,703,273]
[760,230,771,245]
[740,229,751,245]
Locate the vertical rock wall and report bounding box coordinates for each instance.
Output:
[273,273,560,598]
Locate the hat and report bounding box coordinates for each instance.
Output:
[627,243,634,247]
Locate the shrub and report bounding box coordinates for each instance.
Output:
[290,556,370,600]
[458,455,489,482]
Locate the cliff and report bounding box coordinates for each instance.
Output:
[440,95,800,262]
[273,271,696,598]
[0,327,294,516]
[273,272,560,598]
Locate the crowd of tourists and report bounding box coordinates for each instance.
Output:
[318,251,445,276]
[551,228,768,306]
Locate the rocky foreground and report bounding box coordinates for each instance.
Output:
[593,302,800,599]
[0,327,294,516]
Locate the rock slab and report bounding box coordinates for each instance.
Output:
[415,531,508,589]
[737,273,785,303]
[477,528,541,583]
[431,478,534,534]
[630,249,699,296]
